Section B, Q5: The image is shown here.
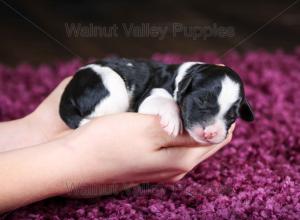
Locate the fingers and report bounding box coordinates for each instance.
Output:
[228,122,236,134]
[51,76,73,99]
[60,76,73,85]
[165,173,187,183]
[197,125,234,162]
[154,123,236,178]
[161,127,233,183]
[35,76,73,110]
[162,133,200,148]
[172,123,235,164]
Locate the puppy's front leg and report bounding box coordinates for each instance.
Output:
[138,88,182,136]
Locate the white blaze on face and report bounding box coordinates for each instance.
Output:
[213,76,240,142]
[188,76,240,144]
[217,76,240,117]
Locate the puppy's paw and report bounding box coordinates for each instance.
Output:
[159,109,182,137]
[138,94,182,137]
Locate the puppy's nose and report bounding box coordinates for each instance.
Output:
[203,131,217,140]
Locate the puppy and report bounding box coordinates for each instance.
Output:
[59,58,254,144]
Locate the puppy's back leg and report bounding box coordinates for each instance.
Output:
[83,65,130,120]
[59,64,130,128]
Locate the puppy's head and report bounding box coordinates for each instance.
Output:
[176,63,254,144]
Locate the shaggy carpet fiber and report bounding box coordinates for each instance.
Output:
[1,49,300,219]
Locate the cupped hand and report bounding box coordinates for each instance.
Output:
[60,113,235,197]
[26,77,73,142]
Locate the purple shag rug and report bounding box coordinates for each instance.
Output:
[1,49,300,219]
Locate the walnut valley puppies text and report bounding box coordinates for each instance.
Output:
[65,23,235,40]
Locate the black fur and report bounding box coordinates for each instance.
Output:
[176,64,254,130]
[96,58,179,110]
[59,58,254,131]
[59,68,109,128]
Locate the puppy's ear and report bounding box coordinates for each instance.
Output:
[238,99,254,122]
[177,75,192,102]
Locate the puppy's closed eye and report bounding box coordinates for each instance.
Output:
[227,106,237,119]
[194,98,208,107]
[193,94,217,108]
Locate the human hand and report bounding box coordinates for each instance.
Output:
[26,77,73,143]
[0,118,234,211]
[0,78,74,152]
[60,113,235,197]
[14,76,235,197]
[0,76,235,210]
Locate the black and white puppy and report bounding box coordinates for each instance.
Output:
[59,58,254,144]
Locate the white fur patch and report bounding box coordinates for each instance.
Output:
[173,62,204,100]
[150,88,174,100]
[138,88,182,136]
[79,118,90,127]
[217,76,240,117]
[79,64,130,125]
[127,63,133,67]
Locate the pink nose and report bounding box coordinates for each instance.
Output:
[203,131,217,140]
